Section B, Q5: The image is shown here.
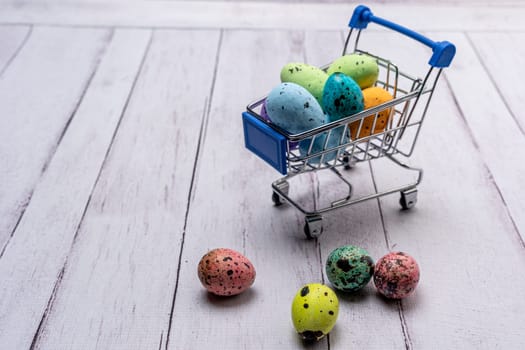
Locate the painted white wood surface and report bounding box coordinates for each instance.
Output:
[303,30,409,348]
[167,29,329,350]
[365,30,525,348]
[0,2,525,349]
[0,28,149,349]
[440,32,525,244]
[469,32,525,134]
[0,26,30,74]
[14,0,525,3]
[32,29,221,350]
[0,27,110,252]
[2,1,525,31]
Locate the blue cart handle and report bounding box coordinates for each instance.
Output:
[349,5,455,68]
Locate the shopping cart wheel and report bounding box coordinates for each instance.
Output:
[400,188,418,210]
[272,180,290,206]
[342,155,356,170]
[272,191,284,206]
[304,215,323,239]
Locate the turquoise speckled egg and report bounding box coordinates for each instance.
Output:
[265,82,325,134]
[299,125,347,164]
[325,245,374,292]
[322,72,364,122]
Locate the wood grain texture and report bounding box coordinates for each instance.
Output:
[167,29,331,350]
[187,0,525,3]
[439,32,525,244]
[17,0,525,3]
[0,25,31,75]
[0,28,149,349]
[0,26,110,252]
[376,83,525,349]
[367,31,525,348]
[303,30,408,348]
[30,29,221,350]
[1,1,525,31]
[1,2,525,349]
[467,32,525,135]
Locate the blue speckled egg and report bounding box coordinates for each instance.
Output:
[261,98,299,150]
[322,73,364,122]
[265,82,325,134]
[325,245,374,292]
[299,125,348,164]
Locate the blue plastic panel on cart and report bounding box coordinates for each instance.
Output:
[242,112,287,175]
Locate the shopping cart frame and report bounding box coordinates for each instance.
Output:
[242,5,455,238]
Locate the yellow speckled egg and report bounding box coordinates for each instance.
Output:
[291,283,339,341]
[280,62,328,106]
[350,86,394,140]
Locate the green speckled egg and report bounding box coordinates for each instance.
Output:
[280,62,328,106]
[327,54,379,89]
[325,245,374,292]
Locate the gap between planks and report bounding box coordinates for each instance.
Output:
[164,28,224,350]
[0,28,152,349]
[2,21,520,350]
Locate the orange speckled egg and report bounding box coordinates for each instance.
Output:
[349,86,394,140]
[198,248,256,296]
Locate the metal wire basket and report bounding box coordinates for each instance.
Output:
[242,5,455,238]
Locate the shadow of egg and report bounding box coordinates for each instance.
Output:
[203,287,258,308]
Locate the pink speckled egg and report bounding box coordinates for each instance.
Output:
[198,248,256,296]
[373,252,420,299]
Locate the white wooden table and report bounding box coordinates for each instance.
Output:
[1,1,525,349]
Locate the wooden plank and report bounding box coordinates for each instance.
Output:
[439,32,525,243]
[367,31,525,348]
[467,32,525,134]
[1,1,525,31]
[303,30,408,348]
[0,26,110,252]
[167,29,331,350]
[29,29,220,350]
[0,28,149,349]
[196,0,525,3]
[29,0,525,3]
[0,25,31,74]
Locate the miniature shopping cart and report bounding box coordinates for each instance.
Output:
[242,5,455,238]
